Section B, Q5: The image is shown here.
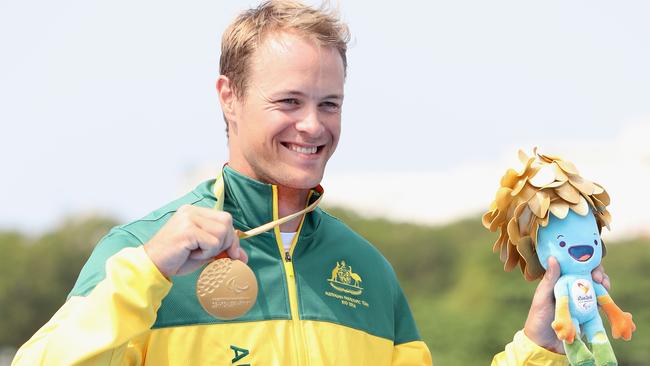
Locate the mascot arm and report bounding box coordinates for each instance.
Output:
[595,283,636,341]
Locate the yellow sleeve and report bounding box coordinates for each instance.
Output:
[392,340,433,365]
[12,246,172,366]
[491,330,569,366]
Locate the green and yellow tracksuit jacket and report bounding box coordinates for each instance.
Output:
[13,166,570,365]
[13,166,433,366]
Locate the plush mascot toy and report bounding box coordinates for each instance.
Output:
[483,149,636,366]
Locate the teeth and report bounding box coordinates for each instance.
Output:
[288,144,318,154]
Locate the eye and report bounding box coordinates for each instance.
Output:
[594,240,598,246]
[319,101,341,113]
[559,241,566,247]
[279,98,300,106]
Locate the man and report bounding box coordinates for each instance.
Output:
[12,1,604,365]
[13,1,431,365]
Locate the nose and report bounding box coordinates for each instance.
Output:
[294,105,324,137]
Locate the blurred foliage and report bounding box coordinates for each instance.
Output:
[0,217,117,348]
[1,209,648,365]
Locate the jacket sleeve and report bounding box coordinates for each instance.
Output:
[12,230,172,366]
[392,340,433,366]
[391,282,433,366]
[491,330,569,366]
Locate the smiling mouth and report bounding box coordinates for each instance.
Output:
[281,142,325,155]
[568,245,594,262]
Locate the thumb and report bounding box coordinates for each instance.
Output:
[545,256,560,282]
[237,247,249,263]
[524,256,565,354]
[536,256,560,299]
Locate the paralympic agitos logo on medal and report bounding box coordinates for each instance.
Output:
[327,260,364,295]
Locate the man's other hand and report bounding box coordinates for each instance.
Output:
[522,256,610,354]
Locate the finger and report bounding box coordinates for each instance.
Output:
[195,207,234,224]
[193,213,231,239]
[591,264,604,284]
[219,223,236,255]
[177,204,228,222]
[192,212,238,259]
[226,234,241,260]
[188,229,223,261]
[591,264,611,291]
[237,247,249,263]
[601,273,611,291]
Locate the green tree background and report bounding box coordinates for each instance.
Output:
[0,210,648,365]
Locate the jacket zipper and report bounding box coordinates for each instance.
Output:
[272,186,310,366]
[282,250,308,366]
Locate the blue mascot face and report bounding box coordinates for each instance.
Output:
[536,209,602,275]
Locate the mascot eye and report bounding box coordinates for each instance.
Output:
[559,241,566,247]
[594,240,598,246]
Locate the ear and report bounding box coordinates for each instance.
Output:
[216,75,238,134]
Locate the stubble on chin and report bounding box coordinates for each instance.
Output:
[243,145,330,188]
[263,164,325,189]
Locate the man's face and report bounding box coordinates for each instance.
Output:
[225,31,344,189]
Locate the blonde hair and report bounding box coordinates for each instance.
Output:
[483,149,612,280]
[220,0,350,99]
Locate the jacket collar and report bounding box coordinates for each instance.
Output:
[216,165,322,237]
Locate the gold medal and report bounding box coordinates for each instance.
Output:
[196,170,324,320]
[196,256,258,320]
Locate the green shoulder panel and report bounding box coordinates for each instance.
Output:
[121,189,211,243]
[294,209,422,344]
[68,186,211,298]
[68,227,142,298]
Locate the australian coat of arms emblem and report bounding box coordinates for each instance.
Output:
[328,260,363,295]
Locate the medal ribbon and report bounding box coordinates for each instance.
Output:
[212,172,324,239]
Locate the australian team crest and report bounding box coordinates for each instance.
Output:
[328,260,363,295]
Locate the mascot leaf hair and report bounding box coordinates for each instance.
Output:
[482,148,612,281]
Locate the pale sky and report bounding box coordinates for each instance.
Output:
[1,0,649,239]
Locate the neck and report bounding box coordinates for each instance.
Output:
[277,185,309,232]
[225,162,310,232]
